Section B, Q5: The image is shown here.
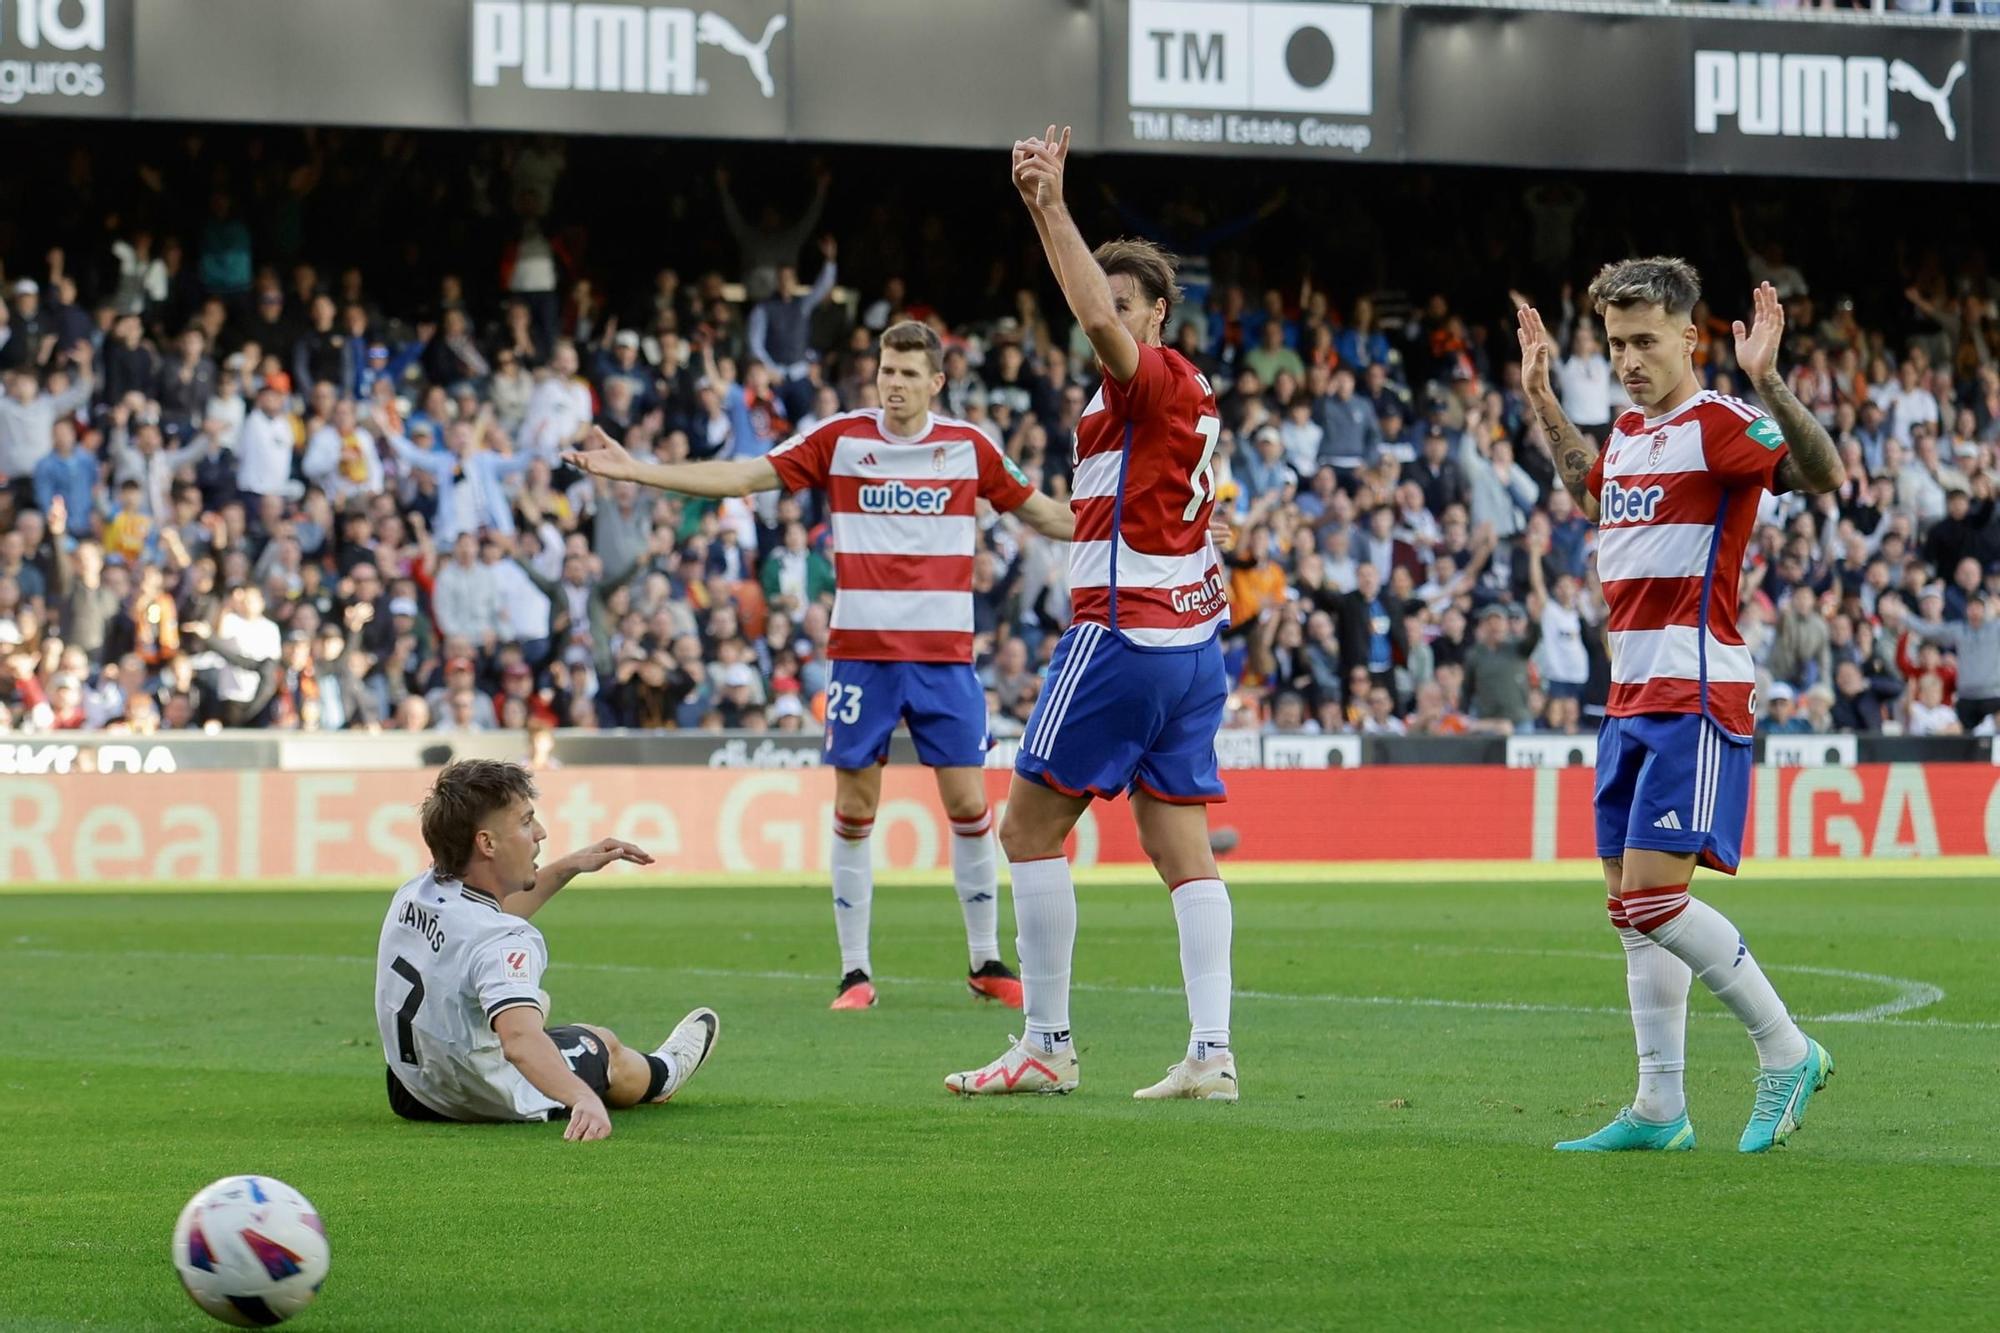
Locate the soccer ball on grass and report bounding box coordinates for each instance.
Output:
[171,1175,329,1326]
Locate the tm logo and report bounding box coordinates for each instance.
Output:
[858,481,951,516]
[1602,481,1664,525]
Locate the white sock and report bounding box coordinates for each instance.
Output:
[1173,878,1232,1061]
[949,808,1001,969]
[1618,925,1690,1122]
[830,816,874,976]
[1011,856,1076,1052]
[1638,890,1809,1070]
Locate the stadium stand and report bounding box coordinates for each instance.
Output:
[0,129,1994,743]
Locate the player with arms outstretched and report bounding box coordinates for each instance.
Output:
[1518,262,1847,1152]
[945,127,1237,1101]
[567,322,1076,1010]
[376,760,719,1141]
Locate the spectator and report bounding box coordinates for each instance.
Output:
[760,521,833,612]
[431,533,502,646]
[1556,323,1617,438]
[748,236,837,411]
[303,399,385,505]
[1459,425,1540,539]
[1333,562,1404,693]
[32,418,96,524]
[1315,367,1381,480]
[520,341,594,459]
[193,584,280,727]
[1462,604,1541,729]
[1769,584,1832,691]
[716,163,831,303]
[1905,673,1962,738]
[1757,682,1814,735]
[156,329,218,434]
[1895,590,2000,732]
[236,383,301,501]
[384,416,535,544]
[0,350,94,501]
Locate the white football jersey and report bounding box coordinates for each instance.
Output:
[374,869,561,1122]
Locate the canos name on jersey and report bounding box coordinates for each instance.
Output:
[857,480,951,516]
[1602,479,1665,525]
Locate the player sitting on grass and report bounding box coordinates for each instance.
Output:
[1519,264,1845,1153]
[375,759,719,1142]
[566,322,1078,1012]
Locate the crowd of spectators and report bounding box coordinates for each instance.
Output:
[0,134,1995,745]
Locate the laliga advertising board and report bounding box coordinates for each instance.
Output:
[3,765,1999,885]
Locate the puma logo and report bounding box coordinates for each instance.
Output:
[696,12,786,99]
[1888,59,1966,141]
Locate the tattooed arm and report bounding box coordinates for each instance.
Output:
[1516,303,1601,521]
[1735,281,1846,496]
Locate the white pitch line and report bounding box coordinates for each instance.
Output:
[1402,943,1949,1024]
[8,946,1992,1031]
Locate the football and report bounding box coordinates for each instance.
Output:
[171,1176,330,1327]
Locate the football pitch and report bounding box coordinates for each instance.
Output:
[4,871,1996,1331]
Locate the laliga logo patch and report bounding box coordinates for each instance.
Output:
[1602,480,1665,525]
[858,481,951,516]
[503,948,532,982]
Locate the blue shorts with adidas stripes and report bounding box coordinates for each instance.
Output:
[1595,712,1752,874]
[822,659,991,770]
[1014,622,1228,804]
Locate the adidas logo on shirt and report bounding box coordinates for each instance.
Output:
[1653,811,1684,831]
[857,451,879,467]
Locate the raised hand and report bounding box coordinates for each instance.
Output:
[1733,281,1785,383]
[562,426,635,481]
[1011,125,1072,212]
[1516,305,1556,403]
[573,838,654,873]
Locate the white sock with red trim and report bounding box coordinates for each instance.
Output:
[1173,878,1232,1061]
[1636,889,1808,1071]
[1011,856,1075,1053]
[949,808,1001,968]
[1611,895,1690,1123]
[830,816,874,976]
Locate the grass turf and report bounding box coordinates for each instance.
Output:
[3,875,1996,1330]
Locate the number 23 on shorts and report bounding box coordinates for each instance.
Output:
[825,682,863,725]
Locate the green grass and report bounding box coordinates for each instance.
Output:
[4,876,1997,1331]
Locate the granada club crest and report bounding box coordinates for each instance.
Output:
[1648,430,1670,468]
[932,446,947,473]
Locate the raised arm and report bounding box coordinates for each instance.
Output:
[1734,282,1846,495]
[1516,304,1600,522]
[1013,126,1140,386]
[1014,488,1075,542]
[382,427,454,478]
[508,837,653,921]
[565,426,778,498]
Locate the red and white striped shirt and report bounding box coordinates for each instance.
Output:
[768,409,1033,663]
[1071,343,1227,649]
[1588,391,1790,736]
